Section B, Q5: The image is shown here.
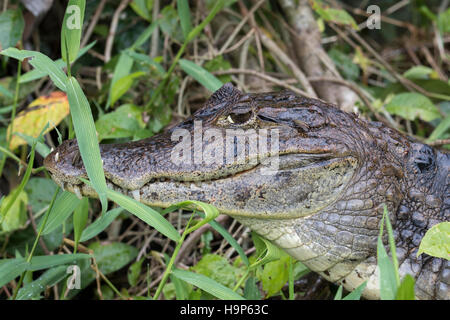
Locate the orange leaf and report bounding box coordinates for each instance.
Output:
[7,91,69,150]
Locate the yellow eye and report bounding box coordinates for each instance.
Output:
[226,111,253,124]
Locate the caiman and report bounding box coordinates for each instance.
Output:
[44,83,449,300]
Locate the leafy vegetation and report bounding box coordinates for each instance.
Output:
[0,0,448,300]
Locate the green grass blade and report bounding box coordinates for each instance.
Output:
[105,187,180,242]
[0,140,36,221]
[107,51,134,108]
[28,253,90,271]
[334,285,343,300]
[208,219,250,267]
[73,197,89,252]
[377,211,398,300]
[19,41,96,84]
[342,281,367,300]
[41,190,81,234]
[66,77,108,212]
[383,204,400,286]
[161,200,219,233]
[0,83,13,99]
[16,265,67,300]
[125,50,165,75]
[179,59,223,92]
[131,20,160,49]
[15,132,51,158]
[395,275,415,300]
[1,48,68,91]
[110,71,146,105]
[177,0,193,40]
[428,115,450,142]
[0,258,28,287]
[172,269,245,300]
[250,233,284,270]
[61,0,86,64]
[80,207,123,242]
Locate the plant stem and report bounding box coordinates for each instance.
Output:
[152,214,194,300]
[11,188,59,300]
[233,268,250,292]
[288,256,294,300]
[144,0,224,111]
[0,142,37,225]
[0,60,22,176]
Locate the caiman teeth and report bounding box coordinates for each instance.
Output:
[132,190,140,202]
[73,185,83,199]
[57,180,66,191]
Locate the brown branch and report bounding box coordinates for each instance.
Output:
[81,0,107,48]
[214,68,315,98]
[428,139,450,147]
[104,0,131,62]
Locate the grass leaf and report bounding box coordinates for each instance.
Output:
[107,51,134,108]
[41,190,81,234]
[428,116,450,142]
[172,269,245,300]
[110,71,146,105]
[104,186,180,242]
[61,0,86,64]
[66,77,108,212]
[16,265,67,300]
[395,275,415,300]
[177,0,193,40]
[73,197,89,251]
[334,285,343,300]
[1,48,68,91]
[342,281,367,300]
[179,59,223,92]
[377,210,398,300]
[80,207,123,242]
[162,200,219,234]
[28,253,90,271]
[250,233,284,270]
[19,41,96,84]
[0,258,28,287]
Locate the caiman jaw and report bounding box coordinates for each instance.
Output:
[45,135,357,220]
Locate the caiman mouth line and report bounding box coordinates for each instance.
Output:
[54,153,355,214]
[52,152,341,200]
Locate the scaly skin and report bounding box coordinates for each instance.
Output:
[44,83,449,299]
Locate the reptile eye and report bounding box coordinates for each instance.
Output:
[227,111,253,124]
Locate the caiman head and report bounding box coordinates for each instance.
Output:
[45,83,433,298]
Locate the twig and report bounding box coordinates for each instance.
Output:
[213,68,314,97]
[104,0,131,62]
[258,31,317,97]
[81,0,107,48]
[28,208,50,255]
[175,215,228,264]
[149,0,160,58]
[428,139,450,147]
[217,0,265,55]
[421,46,447,81]
[222,28,255,54]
